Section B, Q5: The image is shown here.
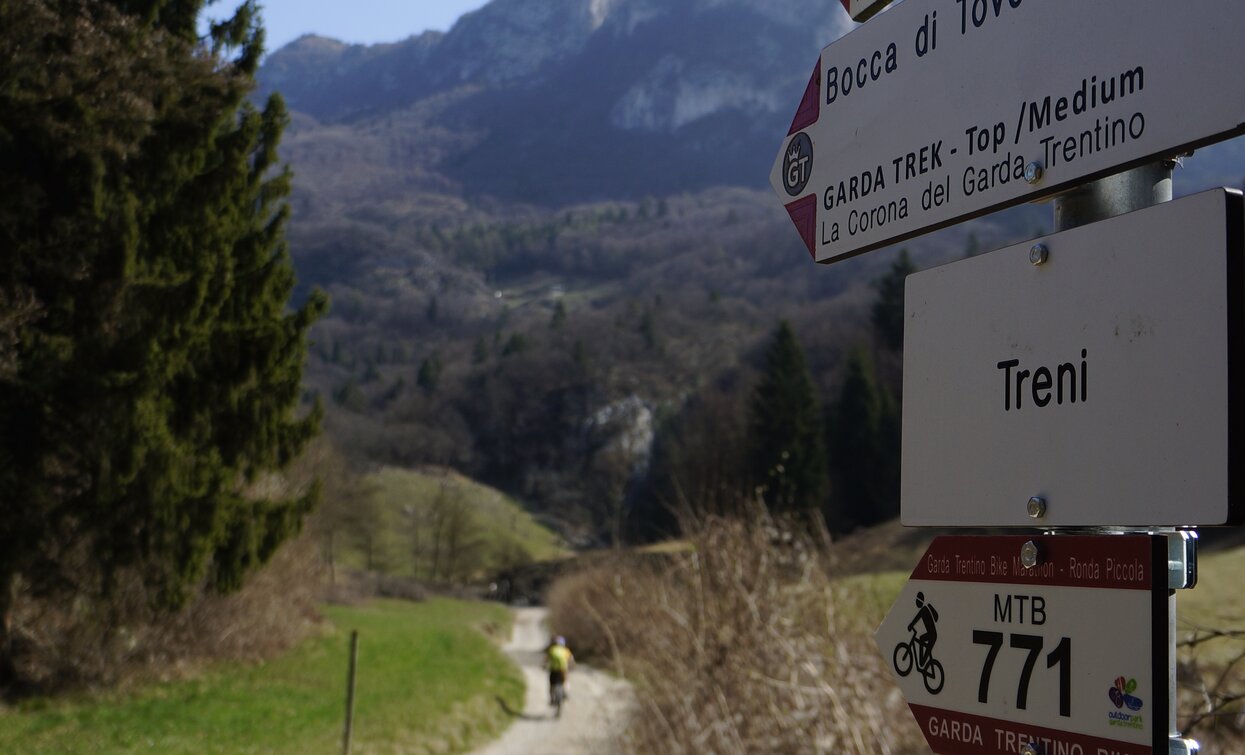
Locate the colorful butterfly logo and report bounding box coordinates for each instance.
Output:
[1108,676,1144,711]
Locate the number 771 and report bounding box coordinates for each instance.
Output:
[973,631,1071,717]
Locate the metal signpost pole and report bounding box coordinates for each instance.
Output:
[1052,162,1174,233]
[1049,159,1196,755]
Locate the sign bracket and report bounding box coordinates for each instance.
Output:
[1166,532,1198,592]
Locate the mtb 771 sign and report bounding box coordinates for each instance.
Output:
[770,0,1245,263]
[876,535,1168,755]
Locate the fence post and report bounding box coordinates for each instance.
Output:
[342,630,359,755]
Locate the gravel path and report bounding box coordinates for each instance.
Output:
[471,607,632,755]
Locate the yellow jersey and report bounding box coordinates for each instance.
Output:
[547,644,573,672]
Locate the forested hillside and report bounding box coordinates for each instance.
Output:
[261,0,1245,546]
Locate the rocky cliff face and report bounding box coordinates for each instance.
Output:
[258,0,852,203]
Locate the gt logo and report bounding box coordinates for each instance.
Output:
[783,132,814,197]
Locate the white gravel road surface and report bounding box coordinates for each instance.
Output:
[470,607,632,755]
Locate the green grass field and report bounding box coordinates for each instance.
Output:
[338,466,566,581]
[0,599,523,755]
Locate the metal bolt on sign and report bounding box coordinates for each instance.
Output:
[1023,161,1043,186]
[1027,244,1049,266]
[1026,496,1047,518]
[1020,743,1042,755]
[1019,540,1041,568]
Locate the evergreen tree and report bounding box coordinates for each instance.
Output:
[747,322,828,513]
[0,0,325,681]
[825,346,900,531]
[417,353,442,393]
[871,248,916,352]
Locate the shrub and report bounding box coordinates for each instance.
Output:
[4,530,324,694]
[547,511,926,754]
[1179,626,1245,749]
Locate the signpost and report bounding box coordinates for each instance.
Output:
[766,3,1242,754]
[769,0,1245,264]
[901,189,1245,528]
[876,535,1170,755]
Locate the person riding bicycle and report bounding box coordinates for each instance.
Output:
[908,591,939,668]
[545,635,575,706]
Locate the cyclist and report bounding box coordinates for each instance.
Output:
[546,635,575,705]
[908,591,939,668]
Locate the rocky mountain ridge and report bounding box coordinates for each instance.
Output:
[258,0,851,204]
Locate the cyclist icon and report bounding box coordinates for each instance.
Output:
[893,591,945,694]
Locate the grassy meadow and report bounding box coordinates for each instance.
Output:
[0,599,522,755]
[335,466,567,582]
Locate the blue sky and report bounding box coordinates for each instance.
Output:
[202,0,493,52]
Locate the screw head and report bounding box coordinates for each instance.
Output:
[1024,161,1044,185]
[1020,540,1041,569]
[1027,496,1047,519]
[1021,743,1043,755]
[1029,244,1049,266]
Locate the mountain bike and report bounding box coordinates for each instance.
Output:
[550,677,566,719]
[893,629,945,694]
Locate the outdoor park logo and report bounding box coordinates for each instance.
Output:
[783,132,814,197]
[1107,676,1145,730]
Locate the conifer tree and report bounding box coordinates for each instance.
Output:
[871,248,916,352]
[747,322,828,513]
[825,346,900,531]
[0,0,325,681]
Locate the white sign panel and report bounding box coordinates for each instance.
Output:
[902,189,1244,528]
[771,0,1245,263]
[876,535,1168,755]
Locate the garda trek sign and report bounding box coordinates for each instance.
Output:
[770,0,1245,263]
[876,535,1169,755]
[901,189,1245,528]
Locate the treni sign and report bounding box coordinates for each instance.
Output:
[770,0,1245,263]
[901,190,1245,528]
[875,535,1169,755]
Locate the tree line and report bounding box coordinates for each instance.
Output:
[632,249,916,538]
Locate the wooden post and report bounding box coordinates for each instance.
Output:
[342,630,359,755]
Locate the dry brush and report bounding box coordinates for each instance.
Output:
[548,513,927,754]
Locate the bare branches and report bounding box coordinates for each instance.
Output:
[1178,620,1245,746]
[546,514,925,754]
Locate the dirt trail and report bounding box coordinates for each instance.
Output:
[472,607,632,755]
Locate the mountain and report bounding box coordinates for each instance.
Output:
[260,0,851,206]
[258,0,1245,544]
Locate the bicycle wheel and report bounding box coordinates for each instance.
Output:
[923,659,946,695]
[553,683,564,719]
[893,642,914,677]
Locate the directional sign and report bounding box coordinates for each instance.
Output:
[840,0,892,23]
[902,189,1245,528]
[876,535,1169,755]
[770,0,1245,263]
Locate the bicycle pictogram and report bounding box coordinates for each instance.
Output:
[893,591,945,695]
